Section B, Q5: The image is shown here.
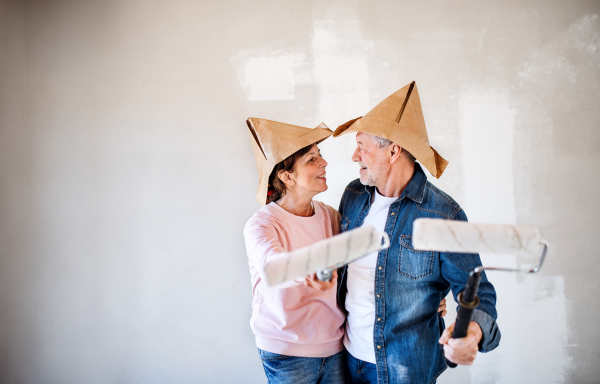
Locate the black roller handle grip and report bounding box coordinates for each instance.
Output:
[447,270,482,368]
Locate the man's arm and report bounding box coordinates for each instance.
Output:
[438,209,501,363]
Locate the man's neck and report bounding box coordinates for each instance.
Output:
[376,161,415,198]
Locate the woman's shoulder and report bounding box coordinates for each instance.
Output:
[313,201,340,221]
[244,203,283,231]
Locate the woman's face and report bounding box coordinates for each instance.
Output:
[284,144,328,198]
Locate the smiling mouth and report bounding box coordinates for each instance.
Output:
[317,174,326,179]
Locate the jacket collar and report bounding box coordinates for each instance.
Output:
[363,162,427,204]
[401,162,427,204]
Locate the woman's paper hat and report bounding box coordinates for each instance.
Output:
[333,81,448,178]
[247,118,333,204]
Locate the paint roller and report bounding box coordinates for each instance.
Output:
[412,218,549,368]
[262,225,390,287]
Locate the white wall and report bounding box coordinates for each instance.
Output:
[1,0,599,383]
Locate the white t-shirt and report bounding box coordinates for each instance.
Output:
[344,189,397,364]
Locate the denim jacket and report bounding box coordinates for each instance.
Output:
[337,163,501,384]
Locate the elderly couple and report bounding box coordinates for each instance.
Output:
[243,82,500,384]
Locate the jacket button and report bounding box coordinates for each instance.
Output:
[391,212,395,215]
[377,318,381,321]
[377,294,380,298]
[377,345,381,349]
[379,266,382,270]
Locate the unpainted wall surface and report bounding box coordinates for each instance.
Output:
[1,0,599,383]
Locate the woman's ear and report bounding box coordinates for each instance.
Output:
[278,170,295,187]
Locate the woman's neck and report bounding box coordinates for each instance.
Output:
[276,192,315,217]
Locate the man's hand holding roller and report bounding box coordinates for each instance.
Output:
[438,321,483,365]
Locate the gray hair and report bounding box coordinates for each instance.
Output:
[369,134,416,162]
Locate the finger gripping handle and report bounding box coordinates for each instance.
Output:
[447,270,482,368]
[447,304,475,368]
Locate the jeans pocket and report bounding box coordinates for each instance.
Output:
[398,235,434,279]
[259,349,291,362]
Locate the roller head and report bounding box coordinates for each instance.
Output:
[263,225,389,287]
[412,218,542,256]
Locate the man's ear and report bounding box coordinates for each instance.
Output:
[278,170,295,187]
[388,144,402,164]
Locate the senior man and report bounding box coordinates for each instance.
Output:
[334,82,501,384]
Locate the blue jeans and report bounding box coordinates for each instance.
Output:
[258,348,345,384]
[345,352,377,384]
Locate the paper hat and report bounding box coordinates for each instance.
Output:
[333,81,448,178]
[247,118,333,204]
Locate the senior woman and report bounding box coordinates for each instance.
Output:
[243,118,446,384]
[243,118,345,384]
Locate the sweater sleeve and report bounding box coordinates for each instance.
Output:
[243,214,302,289]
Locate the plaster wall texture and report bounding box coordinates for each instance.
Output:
[1,0,599,383]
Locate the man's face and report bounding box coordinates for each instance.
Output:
[351,132,389,187]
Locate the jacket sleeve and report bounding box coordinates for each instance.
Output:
[243,215,302,289]
[439,209,501,353]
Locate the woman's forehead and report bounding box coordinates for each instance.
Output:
[303,144,320,156]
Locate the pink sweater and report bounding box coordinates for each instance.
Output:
[243,201,345,358]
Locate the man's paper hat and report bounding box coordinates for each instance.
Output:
[333,81,448,178]
[247,118,333,204]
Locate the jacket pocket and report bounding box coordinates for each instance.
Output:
[398,235,434,279]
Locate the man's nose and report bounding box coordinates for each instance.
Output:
[351,147,360,162]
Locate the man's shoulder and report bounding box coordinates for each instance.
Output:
[421,181,464,220]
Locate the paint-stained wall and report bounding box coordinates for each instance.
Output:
[1,0,598,383]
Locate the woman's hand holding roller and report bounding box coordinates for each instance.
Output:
[304,269,337,290]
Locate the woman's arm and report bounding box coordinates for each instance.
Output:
[244,216,303,289]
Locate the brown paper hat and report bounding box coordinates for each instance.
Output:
[247,118,333,204]
[333,81,448,178]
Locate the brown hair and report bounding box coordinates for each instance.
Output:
[266,144,313,204]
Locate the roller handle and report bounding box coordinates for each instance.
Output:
[447,270,482,368]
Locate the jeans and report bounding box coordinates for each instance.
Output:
[345,352,377,384]
[258,348,345,384]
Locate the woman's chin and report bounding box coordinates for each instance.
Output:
[310,185,328,196]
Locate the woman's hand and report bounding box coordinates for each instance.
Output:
[438,298,447,317]
[304,269,337,291]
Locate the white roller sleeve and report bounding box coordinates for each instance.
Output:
[263,225,390,287]
[412,218,541,256]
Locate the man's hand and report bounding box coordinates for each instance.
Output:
[304,269,337,291]
[438,298,447,317]
[438,321,483,365]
